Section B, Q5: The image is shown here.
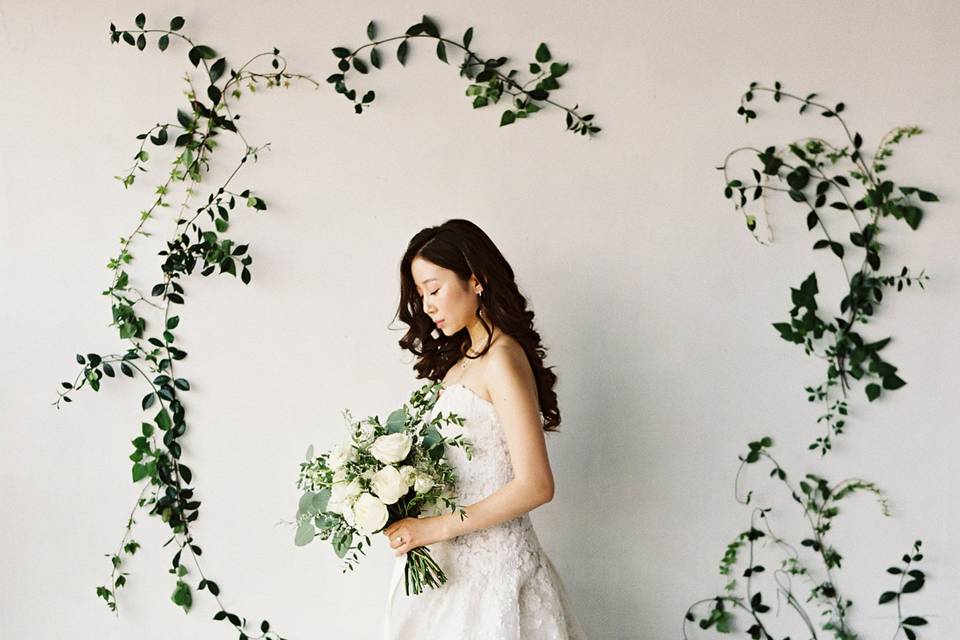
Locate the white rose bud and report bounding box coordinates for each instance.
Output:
[413,474,435,494]
[352,493,388,534]
[399,465,417,487]
[371,465,408,505]
[328,441,356,471]
[369,433,413,465]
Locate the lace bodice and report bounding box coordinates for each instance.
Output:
[434,382,517,503]
[382,382,587,639]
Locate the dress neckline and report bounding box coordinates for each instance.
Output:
[438,382,496,409]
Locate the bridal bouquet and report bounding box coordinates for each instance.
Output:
[294,381,472,595]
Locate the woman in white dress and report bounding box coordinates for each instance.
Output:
[381,219,587,639]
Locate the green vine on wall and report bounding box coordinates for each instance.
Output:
[54,12,313,640]
[327,15,601,136]
[684,85,935,639]
[722,82,936,455]
[52,11,600,639]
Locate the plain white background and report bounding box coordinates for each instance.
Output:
[2,1,958,638]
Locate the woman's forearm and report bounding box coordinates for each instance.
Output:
[438,479,553,540]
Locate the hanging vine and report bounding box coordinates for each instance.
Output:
[721,82,935,454]
[684,84,935,639]
[327,14,601,136]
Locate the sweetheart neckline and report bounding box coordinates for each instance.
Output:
[438,382,496,409]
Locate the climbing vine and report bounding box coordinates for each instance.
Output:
[684,84,935,639]
[327,14,600,136]
[722,82,935,454]
[53,11,600,639]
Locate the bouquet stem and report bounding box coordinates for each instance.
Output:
[404,546,448,595]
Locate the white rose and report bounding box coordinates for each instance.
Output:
[399,465,417,487]
[370,465,409,505]
[369,433,412,465]
[342,502,356,527]
[332,467,348,483]
[328,441,356,470]
[413,474,435,494]
[352,493,388,534]
[327,477,362,516]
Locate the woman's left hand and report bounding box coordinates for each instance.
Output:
[382,516,447,557]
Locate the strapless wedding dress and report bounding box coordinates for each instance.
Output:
[382,383,587,639]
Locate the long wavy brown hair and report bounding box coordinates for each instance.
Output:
[394,219,561,432]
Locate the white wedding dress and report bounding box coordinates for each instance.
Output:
[382,383,587,640]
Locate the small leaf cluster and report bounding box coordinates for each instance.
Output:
[879,540,927,640]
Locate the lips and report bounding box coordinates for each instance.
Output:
[435,319,445,326]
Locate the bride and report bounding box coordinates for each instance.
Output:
[381,218,586,639]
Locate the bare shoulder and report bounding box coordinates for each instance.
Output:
[482,334,536,401]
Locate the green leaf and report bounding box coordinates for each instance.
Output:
[500,110,516,127]
[171,580,192,613]
[370,47,382,69]
[158,34,169,51]
[155,408,172,431]
[333,529,353,557]
[883,374,906,390]
[397,40,409,66]
[135,13,145,28]
[209,57,227,84]
[902,578,924,593]
[865,383,881,402]
[136,34,146,51]
[535,42,551,63]
[386,407,407,433]
[549,62,568,77]
[463,27,474,48]
[436,40,448,63]
[352,57,368,74]
[902,616,928,626]
[366,20,377,40]
[331,47,351,58]
[170,16,185,31]
[187,45,217,67]
[132,463,148,482]
[421,15,440,37]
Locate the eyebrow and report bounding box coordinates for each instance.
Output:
[416,277,439,286]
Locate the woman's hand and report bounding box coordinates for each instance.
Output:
[382,515,448,557]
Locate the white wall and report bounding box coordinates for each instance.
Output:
[2,1,958,638]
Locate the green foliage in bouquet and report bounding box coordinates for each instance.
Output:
[295,381,472,595]
[685,86,936,639]
[327,15,601,136]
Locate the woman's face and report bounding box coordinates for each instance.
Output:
[410,256,480,336]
